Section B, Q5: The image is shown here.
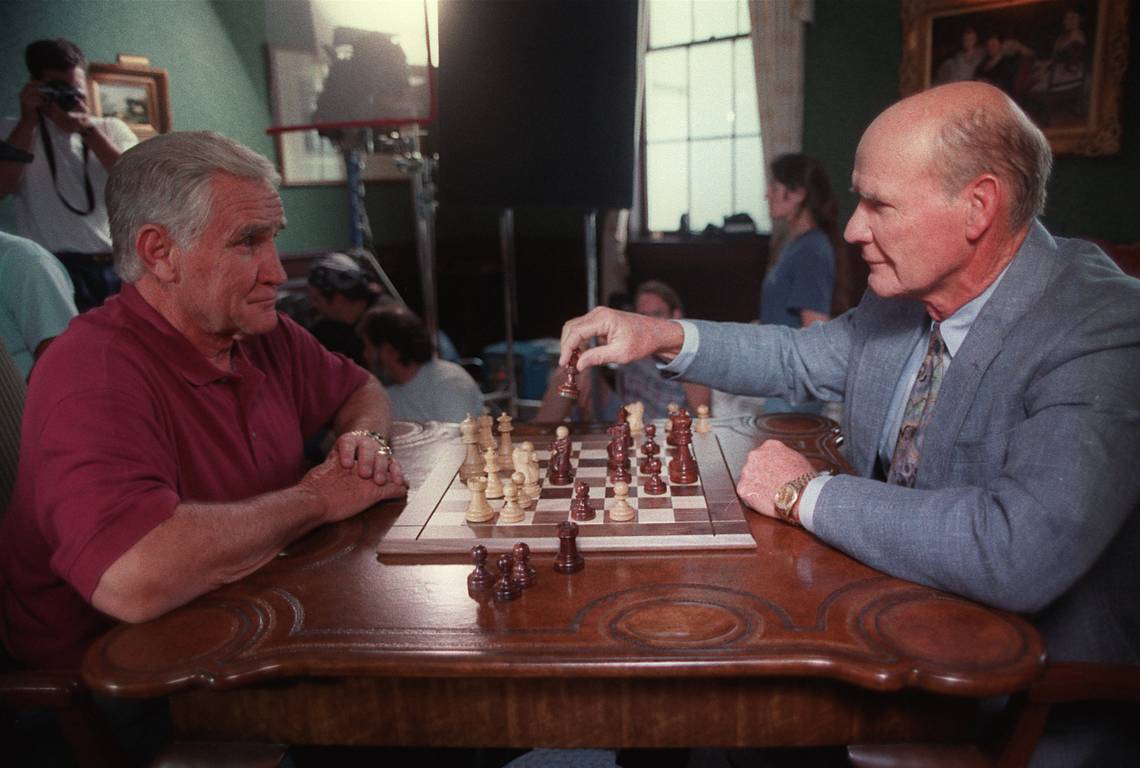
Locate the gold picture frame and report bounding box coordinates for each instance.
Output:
[901,0,1130,155]
[86,61,172,141]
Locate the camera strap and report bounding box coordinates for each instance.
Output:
[37,111,95,216]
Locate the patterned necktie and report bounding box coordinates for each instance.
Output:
[887,323,946,487]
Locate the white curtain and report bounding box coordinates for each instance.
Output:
[749,0,814,166]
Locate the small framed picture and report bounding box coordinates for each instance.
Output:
[87,62,172,140]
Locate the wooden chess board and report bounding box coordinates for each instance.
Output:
[376,426,755,554]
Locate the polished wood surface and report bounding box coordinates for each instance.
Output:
[81,415,1045,748]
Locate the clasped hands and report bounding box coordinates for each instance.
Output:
[558,306,815,523]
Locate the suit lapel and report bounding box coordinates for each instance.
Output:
[848,296,927,477]
[918,222,1062,487]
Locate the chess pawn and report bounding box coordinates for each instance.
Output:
[694,404,712,434]
[494,554,522,601]
[643,455,667,495]
[483,446,504,499]
[465,476,496,523]
[496,413,515,470]
[467,544,496,595]
[554,521,585,573]
[569,479,596,521]
[459,414,483,483]
[499,478,525,524]
[512,471,535,510]
[609,480,635,523]
[511,542,536,588]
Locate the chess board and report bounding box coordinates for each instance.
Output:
[377,426,755,554]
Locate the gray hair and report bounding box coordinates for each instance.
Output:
[931,95,1052,231]
[106,132,280,282]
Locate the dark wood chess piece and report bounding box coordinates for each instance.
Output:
[467,544,496,596]
[494,553,521,602]
[547,425,574,485]
[616,406,633,449]
[639,423,660,474]
[643,454,667,495]
[511,542,536,589]
[609,438,631,484]
[554,521,585,573]
[669,409,699,485]
[558,349,581,399]
[569,479,596,521]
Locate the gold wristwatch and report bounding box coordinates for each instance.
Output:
[773,472,817,525]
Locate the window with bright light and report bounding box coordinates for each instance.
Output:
[644,0,768,234]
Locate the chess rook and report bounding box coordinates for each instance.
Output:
[554,521,585,573]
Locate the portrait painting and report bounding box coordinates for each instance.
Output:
[901,0,1130,155]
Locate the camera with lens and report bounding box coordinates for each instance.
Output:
[38,80,85,112]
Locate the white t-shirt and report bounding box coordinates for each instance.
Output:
[0,115,137,253]
[386,359,485,424]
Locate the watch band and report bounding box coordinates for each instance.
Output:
[775,471,816,525]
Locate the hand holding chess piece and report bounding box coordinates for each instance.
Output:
[558,349,581,399]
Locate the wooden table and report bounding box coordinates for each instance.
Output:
[81,415,1045,749]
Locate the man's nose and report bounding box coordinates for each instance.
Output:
[844,205,870,244]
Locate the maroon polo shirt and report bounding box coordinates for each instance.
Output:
[0,284,368,667]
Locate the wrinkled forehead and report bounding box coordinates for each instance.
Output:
[854,103,936,179]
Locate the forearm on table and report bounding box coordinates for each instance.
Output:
[332,377,392,437]
[91,484,327,623]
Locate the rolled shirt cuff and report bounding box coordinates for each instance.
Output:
[798,473,833,531]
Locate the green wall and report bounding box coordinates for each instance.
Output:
[805,0,1140,243]
[0,0,412,252]
[4,0,1136,249]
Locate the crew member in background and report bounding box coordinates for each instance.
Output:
[0,38,137,311]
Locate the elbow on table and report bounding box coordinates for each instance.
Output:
[90,572,200,625]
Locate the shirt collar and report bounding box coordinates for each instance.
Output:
[938,261,1012,358]
[116,283,240,386]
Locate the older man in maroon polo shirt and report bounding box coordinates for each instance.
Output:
[0,132,406,668]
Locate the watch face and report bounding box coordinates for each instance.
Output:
[774,484,796,511]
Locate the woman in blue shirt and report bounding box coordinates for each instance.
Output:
[760,153,841,413]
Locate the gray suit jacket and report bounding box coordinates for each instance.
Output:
[683,222,1140,666]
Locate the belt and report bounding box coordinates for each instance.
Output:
[54,251,114,265]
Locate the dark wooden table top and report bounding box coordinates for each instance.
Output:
[81,415,1045,748]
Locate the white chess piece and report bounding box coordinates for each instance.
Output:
[459,414,483,483]
[625,401,644,435]
[478,412,495,452]
[512,470,534,510]
[465,476,495,523]
[610,480,635,522]
[695,404,712,434]
[499,478,525,523]
[483,446,504,499]
[496,413,515,470]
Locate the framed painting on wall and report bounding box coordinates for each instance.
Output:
[900,0,1130,155]
[87,61,172,140]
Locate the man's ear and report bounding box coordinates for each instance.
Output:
[964,174,1001,241]
[135,224,179,283]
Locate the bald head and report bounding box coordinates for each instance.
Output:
[863,82,1052,231]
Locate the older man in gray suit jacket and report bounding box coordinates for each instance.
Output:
[560,82,1139,765]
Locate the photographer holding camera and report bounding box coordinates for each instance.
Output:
[0,39,137,311]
